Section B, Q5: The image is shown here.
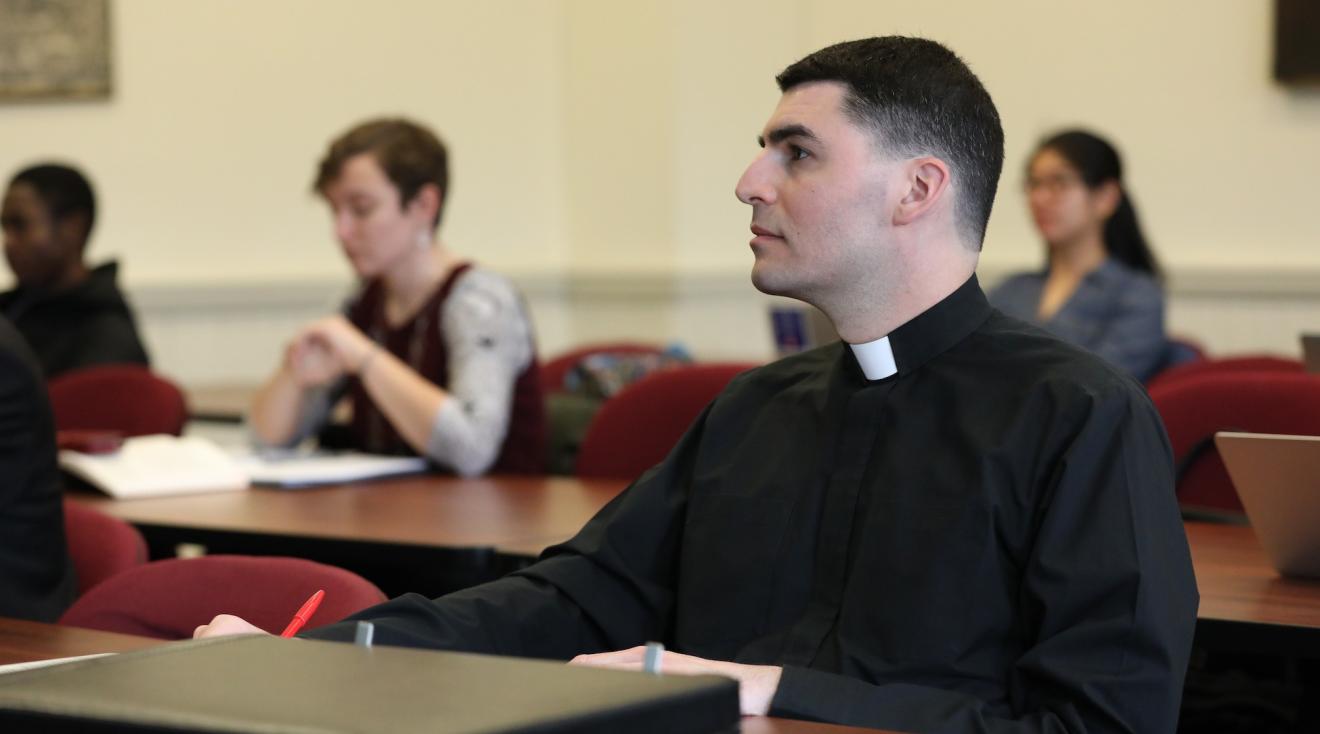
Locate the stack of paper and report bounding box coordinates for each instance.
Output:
[59,435,250,499]
[237,450,428,488]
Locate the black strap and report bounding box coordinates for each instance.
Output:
[1175,430,1250,524]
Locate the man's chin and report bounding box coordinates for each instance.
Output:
[750,265,800,300]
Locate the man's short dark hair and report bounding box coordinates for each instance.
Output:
[777,36,1004,249]
[9,164,97,244]
[314,118,450,229]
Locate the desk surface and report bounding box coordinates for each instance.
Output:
[185,382,256,422]
[72,481,1320,634]
[1185,521,1320,638]
[75,475,627,557]
[0,617,890,734]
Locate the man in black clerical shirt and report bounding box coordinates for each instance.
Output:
[199,37,1197,733]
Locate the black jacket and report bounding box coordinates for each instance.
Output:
[0,316,76,621]
[0,261,149,378]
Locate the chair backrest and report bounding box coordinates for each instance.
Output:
[1167,336,1208,363]
[59,555,387,639]
[540,343,664,395]
[576,362,755,480]
[1149,371,1320,514]
[62,500,148,596]
[1146,354,1303,393]
[1144,336,1207,385]
[47,365,189,437]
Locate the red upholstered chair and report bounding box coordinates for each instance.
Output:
[59,555,387,639]
[1146,354,1303,393]
[1149,371,1320,514]
[575,362,756,479]
[540,342,665,395]
[62,500,148,595]
[47,365,189,437]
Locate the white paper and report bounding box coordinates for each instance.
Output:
[0,653,115,675]
[236,450,428,488]
[59,435,250,498]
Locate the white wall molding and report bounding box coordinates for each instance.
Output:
[1164,268,1320,299]
[129,265,1320,386]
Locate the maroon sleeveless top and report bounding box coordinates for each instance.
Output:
[343,264,545,474]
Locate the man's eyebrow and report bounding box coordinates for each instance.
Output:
[757,124,820,148]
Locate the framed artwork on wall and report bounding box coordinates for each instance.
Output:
[0,0,111,101]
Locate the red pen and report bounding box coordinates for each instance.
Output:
[280,589,325,637]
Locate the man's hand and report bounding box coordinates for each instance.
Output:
[193,614,269,639]
[569,647,782,716]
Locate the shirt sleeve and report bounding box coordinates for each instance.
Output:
[301,404,712,655]
[1082,277,1167,382]
[424,270,533,476]
[769,383,1198,733]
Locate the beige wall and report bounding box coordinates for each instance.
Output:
[3,0,1318,382]
[3,0,570,286]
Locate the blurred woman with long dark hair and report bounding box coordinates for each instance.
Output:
[990,129,1169,380]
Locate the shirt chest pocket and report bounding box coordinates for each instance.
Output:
[676,494,793,650]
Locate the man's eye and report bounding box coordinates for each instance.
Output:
[789,145,809,161]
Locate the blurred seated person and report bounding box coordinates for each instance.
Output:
[249,119,544,476]
[0,314,76,621]
[989,130,1168,381]
[0,163,150,377]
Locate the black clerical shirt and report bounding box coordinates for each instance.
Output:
[308,276,1197,733]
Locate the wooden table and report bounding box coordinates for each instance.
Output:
[71,482,1320,651]
[72,475,627,596]
[1185,520,1320,655]
[0,617,893,733]
[184,382,257,422]
[75,475,624,555]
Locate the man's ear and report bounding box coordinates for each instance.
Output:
[892,157,951,227]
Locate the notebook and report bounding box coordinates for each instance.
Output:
[0,635,739,733]
[1301,333,1320,374]
[237,450,429,488]
[59,435,250,499]
[1215,431,1320,578]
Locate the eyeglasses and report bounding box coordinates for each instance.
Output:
[1023,174,1084,195]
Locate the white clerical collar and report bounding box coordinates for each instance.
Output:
[849,336,897,380]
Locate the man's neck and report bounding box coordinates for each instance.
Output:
[823,253,977,345]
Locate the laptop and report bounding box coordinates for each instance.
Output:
[1302,333,1320,374]
[769,302,838,357]
[1215,431,1320,578]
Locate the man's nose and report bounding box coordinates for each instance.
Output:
[735,154,776,206]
